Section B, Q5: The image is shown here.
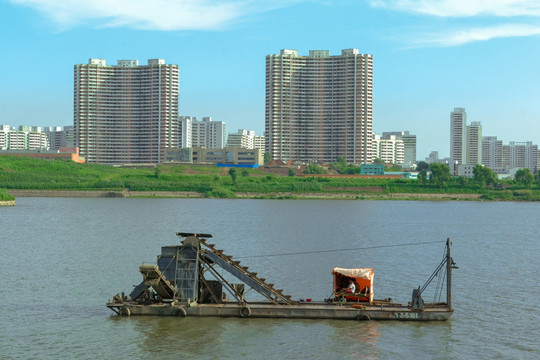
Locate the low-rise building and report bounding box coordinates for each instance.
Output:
[360,164,384,175]
[0,147,84,163]
[457,164,476,178]
[164,147,263,166]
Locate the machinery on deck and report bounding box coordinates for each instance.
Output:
[107,232,456,321]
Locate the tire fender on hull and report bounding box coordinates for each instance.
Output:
[173,306,188,317]
[120,306,131,316]
[240,306,251,318]
[357,311,370,321]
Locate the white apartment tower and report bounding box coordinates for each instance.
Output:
[226,129,255,149]
[0,125,48,150]
[372,134,404,164]
[74,58,179,164]
[191,117,226,149]
[253,135,265,153]
[179,116,193,148]
[266,49,373,164]
[382,131,416,166]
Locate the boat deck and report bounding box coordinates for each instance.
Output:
[107,300,452,321]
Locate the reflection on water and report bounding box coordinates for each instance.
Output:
[128,316,384,360]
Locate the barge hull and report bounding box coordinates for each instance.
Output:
[108,302,452,321]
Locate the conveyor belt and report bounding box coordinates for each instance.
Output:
[198,238,294,305]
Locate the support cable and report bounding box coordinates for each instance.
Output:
[235,240,444,259]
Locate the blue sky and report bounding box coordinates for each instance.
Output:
[1,0,540,159]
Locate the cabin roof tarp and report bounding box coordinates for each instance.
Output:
[331,267,373,280]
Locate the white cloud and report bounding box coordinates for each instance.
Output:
[369,0,540,46]
[9,0,299,31]
[369,0,540,17]
[413,23,540,47]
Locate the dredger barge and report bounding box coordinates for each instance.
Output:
[107,232,457,321]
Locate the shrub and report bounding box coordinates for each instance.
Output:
[513,189,532,197]
[0,188,15,201]
[205,187,236,198]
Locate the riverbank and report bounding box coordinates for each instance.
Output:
[3,156,540,201]
[8,189,483,201]
[0,200,16,206]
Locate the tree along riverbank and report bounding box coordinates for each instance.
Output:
[2,155,540,201]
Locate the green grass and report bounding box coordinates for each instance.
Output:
[0,188,15,201]
[1,155,539,201]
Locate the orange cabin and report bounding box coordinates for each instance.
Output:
[332,267,374,304]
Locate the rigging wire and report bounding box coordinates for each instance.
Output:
[235,240,445,259]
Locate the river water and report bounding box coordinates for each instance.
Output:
[1,198,539,359]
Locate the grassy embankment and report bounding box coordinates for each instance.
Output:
[1,155,540,200]
[0,188,15,201]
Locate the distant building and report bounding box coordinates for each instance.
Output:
[450,108,467,169]
[449,108,482,174]
[382,131,416,166]
[0,147,83,163]
[227,129,255,149]
[224,129,266,155]
[164,148,192,163]
[44,126,75,151]
[425,151,439,164]
[191,117,226,149]
[74,58,179,164]
[253,135,265,153]
[0,125,48,150]
[179,116,193,149]
[502,145,510,169]
[466,121,482,165]
[266,49,373,164]
[482,136,503,170]
[360,164,384,175]
[192,147,263,165]
[164,147,263,165]
[506,141,538,173]
[0,125,7,149]
[373,134,404,164]
[457,164,477,178]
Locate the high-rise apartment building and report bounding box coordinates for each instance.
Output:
[382,131,416,166]
[265,49,373,164]
[507,141,538,172]
[373,134,404,164]
[74,58,179,164]
[44,126,75,151]
[450,108,467,169]
[253,135,265,154]
[226,129,255,149]
[466,121,482,165]
[450,108,483,174]
[191,117,226,149]
[179,116,194,148]
[0,125,48,150]
[225,129,266,154]
[482,136,503,170]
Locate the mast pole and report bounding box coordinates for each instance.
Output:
[446,238,452,311]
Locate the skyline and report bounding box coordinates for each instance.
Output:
[1,0,540,159]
